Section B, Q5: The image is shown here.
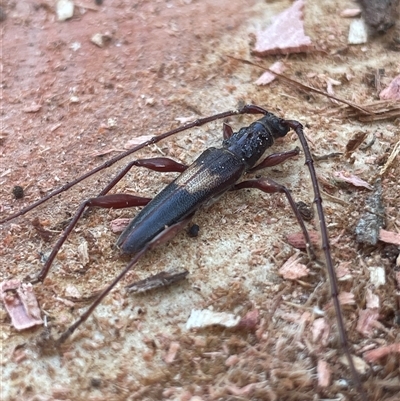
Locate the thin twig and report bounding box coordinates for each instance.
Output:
[229,56,373,115]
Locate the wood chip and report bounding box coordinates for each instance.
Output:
[0,280,43,330]
[237,309,260,330]
[380,74,400,101]
[333,171,373,190]
[379,229,400,246]
[23,103,42,113]
[340,8,362,18]
[255,61,286,86]
[278,252,309,280]
[286,230,320,250]
[126,269,189,293]
[312,318,330,346]
[253,0,313,56]
[77,240,89,266]
[110,218,131,233]
[31,217,53,242]
[345,131,368,157]
[368,266,386,287]
[317,359,331,387]
[186,309,240,330]
[348,18,368,44]
[124,135,154,149]
[357,308,380,337]
[164,341,180,364]
[339,354,368,374]
[379,139,400,176]
[366,289,380,309]
[364,343,400,363]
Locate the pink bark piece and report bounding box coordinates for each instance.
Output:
[255,61,286,85]
[340,8,362,18]
[356,308,379,337]
[317,360,331,387]
[364,343,400,363]
[379,228,400,245]
[110,218,131,233]
[23,103,42,113]
[379,74,400,100]
[164,341,180,364]
[278,252,309,280]
[237,309,260,330]
[1,279,43,330]
[325,291,355,310]
[312,318,330,346]
[253,0,313,56]
[337,291,355,305]
[333,171,373,190]
[286,230,320,249]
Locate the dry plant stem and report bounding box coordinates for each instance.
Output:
[342,100,400,121]
[229,57,373,115]
[379,139,400,175]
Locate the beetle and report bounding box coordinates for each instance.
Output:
[116,110,303,255]
[0,104,367,401]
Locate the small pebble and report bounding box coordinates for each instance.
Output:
[12,186,24,199]
[188,224,200,237]
[348,19,368,44]
[56,0,74,21]
[91,33,104,47]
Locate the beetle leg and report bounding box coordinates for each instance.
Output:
[31,194,152,284]
[223,122,234,139]
[235,104,270,115]
[249,147,300,173]
[283,120,366,400]
[232,177,316,261]
[99,157,188,196]
[133,157,188,173]
[31,157,189,284]
[57,214,193,344]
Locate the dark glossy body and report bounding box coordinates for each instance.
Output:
[117,113,290,254]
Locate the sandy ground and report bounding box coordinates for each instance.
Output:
[0,0,399,400]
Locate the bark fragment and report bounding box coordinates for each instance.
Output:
[1,279,43,330]
[253,0,313,56]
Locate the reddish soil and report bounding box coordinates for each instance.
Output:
[1,1,399,401]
